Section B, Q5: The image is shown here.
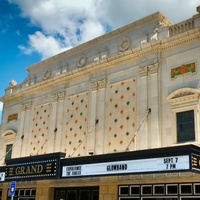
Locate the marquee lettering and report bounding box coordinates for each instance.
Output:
[107,164,127,171]
[15,164,43,175]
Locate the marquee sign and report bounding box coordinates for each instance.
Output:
[191,154,200,171]
[62,155,190,178]
[6,159,57,180]
[5,152,65,181]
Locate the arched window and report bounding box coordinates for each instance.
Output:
[167,88,200,144]
[1,130,17,161]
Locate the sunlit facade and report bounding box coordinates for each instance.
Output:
[0,6,200,200]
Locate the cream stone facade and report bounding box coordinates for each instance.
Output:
[0,6,200,200]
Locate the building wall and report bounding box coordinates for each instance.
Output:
[0,7,200,164]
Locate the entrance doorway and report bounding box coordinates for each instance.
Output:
[55,186,99,200]
[7,188,36,200]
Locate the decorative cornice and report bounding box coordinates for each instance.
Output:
[161,28,200,51]
[2,130,17,140]
[1,30,200,103]
[167,88,200,105]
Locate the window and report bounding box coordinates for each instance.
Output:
[141,185,152,195]
[1,130,17,162]
[7,188,36,200]
[5,144,13,160]
[180,184,192,195]
[167,88,200,145]
[153,185,165,195]
[119,186,129,196]
[166,184,178,195]
[176,110,195,143]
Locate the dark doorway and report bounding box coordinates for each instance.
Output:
[55,186,99,200]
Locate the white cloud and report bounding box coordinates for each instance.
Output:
[18,31,71,59]
[9,0,200,59]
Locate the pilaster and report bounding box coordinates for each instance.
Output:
[138,66,149,150]
[96,79,106,154]
[149,63,160,148]
[87,82,98,155]
[47,92,65,153]
[54,92,65,152]
[19,101,32,157]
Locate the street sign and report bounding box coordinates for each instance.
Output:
[9,181,16,196]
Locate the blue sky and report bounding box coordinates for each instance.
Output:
[0,0,200,122]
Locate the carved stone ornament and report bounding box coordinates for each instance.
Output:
[43,69,51,80]
[77,55,87,68]
[167,88,200,105]
[139,66,148,77]
[22,102,32,111]
[58,92,65,101]
[52,92,65,102]
[52,94,59,102]
[119,37,131,52]
[91,82,98,91]
[9,80,17,87]
[149,63,159,74]
[98,79,107,89]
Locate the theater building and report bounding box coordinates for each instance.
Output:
[0,6,200,200]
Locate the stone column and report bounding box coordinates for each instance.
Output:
[54,92,65,152]
[46,93,60,153]
[95,79,106,154]
[19,101,32,157]
[149,63,160,148]
[87,82,98,155]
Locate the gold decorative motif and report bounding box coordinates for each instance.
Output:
[171,62,195,79]
[7,113,18,122]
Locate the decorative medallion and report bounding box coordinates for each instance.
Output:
[119,37,131,52]
[43,69,51,80]
[77,55,87,67]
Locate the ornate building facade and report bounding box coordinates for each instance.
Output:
[0,6,200,200]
